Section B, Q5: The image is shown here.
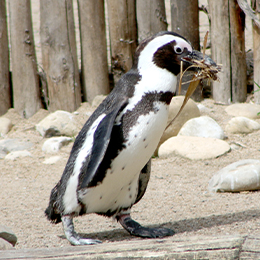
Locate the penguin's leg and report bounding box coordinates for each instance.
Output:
[116,213,174,238]
[62,215,102,245]
[116,159,174,238]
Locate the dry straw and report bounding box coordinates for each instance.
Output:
[166,31,221,130]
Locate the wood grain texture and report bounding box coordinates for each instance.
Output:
[107,0,137,84]
[1,235,260,259]
[40,0,81,112]
[78,0,110,103]
[9,0,42,118]
[137,0,167,42]
[0,0,11,116]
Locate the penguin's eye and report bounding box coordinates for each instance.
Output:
[174,46,183,54]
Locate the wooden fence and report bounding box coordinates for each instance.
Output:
[0,0,259,118]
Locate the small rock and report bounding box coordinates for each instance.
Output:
[0,117,13,136]
[0,225,17,246]
[225,103,260,119]
[42,136,72,153]
[5,150,32,160]
[0,238,13,250]
[0,138,33,152]
[208,159,260,192]
[225,116,260,134]
[178,116,225,139]
[92,95,106,108]
[197,103,210,114]
[158,136,230,160]
[36,110,80,137]
[0,150,7,159]
[43,156,62,164]
[157,96,200,150]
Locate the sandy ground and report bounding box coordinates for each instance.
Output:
[0,99,260,250]
[1,0,259,251]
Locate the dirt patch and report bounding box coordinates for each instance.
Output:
[0,99,260,249]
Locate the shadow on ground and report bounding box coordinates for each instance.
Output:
[59,209,260,242]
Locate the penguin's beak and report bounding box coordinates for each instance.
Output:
[181,50,217,70]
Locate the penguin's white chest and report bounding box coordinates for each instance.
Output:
[80,102,169,214]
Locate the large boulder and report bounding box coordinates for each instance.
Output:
[36,110,80,137]
[225,116,260,134]
[178,116,225,139]
[225,103,260,119]
[158,136,230,160]
[209,159,260,192]
[157,96,200,153]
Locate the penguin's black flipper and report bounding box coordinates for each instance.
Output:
[134,159,151,205]
[79,100,127,190]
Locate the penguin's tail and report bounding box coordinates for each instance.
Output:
[45,184,62,224]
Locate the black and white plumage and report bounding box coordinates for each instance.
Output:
[45,31,216,245]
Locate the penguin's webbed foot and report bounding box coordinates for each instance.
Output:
[117,214,174,238]
[62,215,102,246]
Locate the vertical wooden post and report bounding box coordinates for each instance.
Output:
[78,0,110,103]
[171,0,201,100]
[107,0,137,84]
[209,0,231,103]
[40,0,81,112]
[209,0,247,104]
[0,0,11,116]
[170,0,199,50]
[136,0,167,42]
[9,0,42,118]
[252,0,260,103]
[229,0,247,102]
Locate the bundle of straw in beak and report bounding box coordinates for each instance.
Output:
[166,32,221,129]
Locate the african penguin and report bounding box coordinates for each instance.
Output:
[45,31,216,246]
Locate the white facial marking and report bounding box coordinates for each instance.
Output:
[63,113,106,214]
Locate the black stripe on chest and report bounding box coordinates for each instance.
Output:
[86,91,174,188]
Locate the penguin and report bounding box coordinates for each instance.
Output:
[45,31,217,245]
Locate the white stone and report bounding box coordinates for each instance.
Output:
[225,116,260,134]
[225,103,260,119]
[197,103,210,114]
[42,137,72,153]
[36,110,80,137]
[158,136,230,160]
[157,96,200,149]
[0,138,33,152]
[4,150,32,161]
[43,156,62,164]
[178,116,225,139]
[92,95,106,108]
[0,225,17,246]
[0,238,13,250]
[0,117,12,136]
[208,159,260,192]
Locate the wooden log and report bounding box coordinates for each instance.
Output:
[170,0,202,101]
[252,0,260,103]
[0,0,11,116]
[170,0,199,50]
[9,0,42,118]
[78,0,110,103]
[208,0,231,104]
[107,0,137,85]
[229,0,247,102]
[1,235,260,259]
[40,0,81,112]
[209,0,247,104]
[136,0,167,42]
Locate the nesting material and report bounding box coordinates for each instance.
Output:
[167,32,221,129]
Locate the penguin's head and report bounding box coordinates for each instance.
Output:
[133,31,216,76]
